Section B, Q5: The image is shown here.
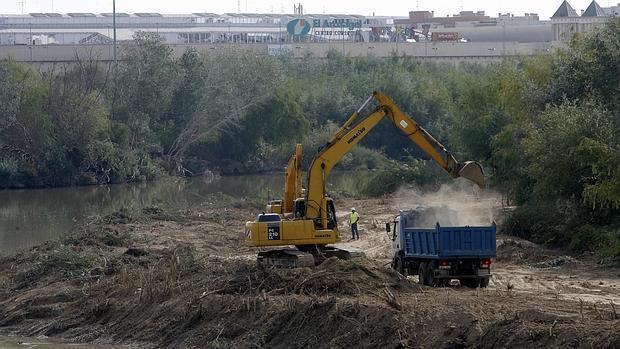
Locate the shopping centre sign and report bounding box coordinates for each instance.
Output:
[287,18,363,36]
[312,19,363,30]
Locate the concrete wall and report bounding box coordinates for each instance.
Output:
[432,24,553,43]
[0,41,552,68]
[551,17,609,41]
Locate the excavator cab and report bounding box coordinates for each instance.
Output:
[293,198,306,218]
[326,199,337,229]
[293,198,337,230]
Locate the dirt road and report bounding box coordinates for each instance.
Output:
[339,196,620,308]
[0,197,618,348]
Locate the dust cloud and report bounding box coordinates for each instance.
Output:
[392,178,502,227]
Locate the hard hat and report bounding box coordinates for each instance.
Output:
[351,208,356,211]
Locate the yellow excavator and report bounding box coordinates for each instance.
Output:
[245,91,485,267]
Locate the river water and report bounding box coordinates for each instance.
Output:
[0,173,368,255]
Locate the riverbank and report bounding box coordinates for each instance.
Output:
[0,173,383,255]
[1,198,619,348]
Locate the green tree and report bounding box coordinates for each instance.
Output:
[168,50,281,172]
[578,139,620,210]
[522,101,614,203]
[114,32,181,152]
[550,18,620,115]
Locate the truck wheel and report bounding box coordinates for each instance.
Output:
[395,257,405,275]
[418,262,427,285]
[425,262,436,287]
[480,277,490,288]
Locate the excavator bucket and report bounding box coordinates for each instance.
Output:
[458,161,485,188]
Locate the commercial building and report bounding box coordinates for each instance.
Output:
[399,10,552,43]
[4,1,616,67]
[0,12,401,45]
[551,1,617,41]
[1,1,618,47]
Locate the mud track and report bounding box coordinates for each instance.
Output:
[0,200,618,348]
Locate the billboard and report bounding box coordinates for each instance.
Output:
[287,19,311,36]
[288,18,364,38]
[431,32,459,42]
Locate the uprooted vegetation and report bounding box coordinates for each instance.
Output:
[495,237,576,266]
[0,218,415,348]
[1,206,619,349]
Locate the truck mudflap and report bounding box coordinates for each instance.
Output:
[477,268,491,276]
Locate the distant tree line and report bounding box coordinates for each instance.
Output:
[0,21,618,262]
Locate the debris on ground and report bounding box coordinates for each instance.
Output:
[0,202,619,349]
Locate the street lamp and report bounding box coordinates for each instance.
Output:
[110,0,118,121]
[342,22,345,56]
[113,0,117,67]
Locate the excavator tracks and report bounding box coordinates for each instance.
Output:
[309,246,365,264]
[257,246,365,268]
[257,249,315,268]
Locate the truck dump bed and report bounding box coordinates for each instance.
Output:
[391,210,497,287]
[402,225,496,259]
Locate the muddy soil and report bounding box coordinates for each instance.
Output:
[0,198,619,349]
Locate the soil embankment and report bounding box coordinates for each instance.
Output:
[0,198,619,348]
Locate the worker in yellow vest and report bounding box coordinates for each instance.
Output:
[349,208,360,240]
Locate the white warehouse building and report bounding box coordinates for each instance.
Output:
[0,12,400,45]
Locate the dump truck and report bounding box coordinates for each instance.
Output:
[388,209,496,288]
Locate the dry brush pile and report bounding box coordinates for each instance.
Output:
[0,207,619,348]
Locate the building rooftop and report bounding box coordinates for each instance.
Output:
[582,1,607,17]
[1,12,374,19]
[101,13,130,17]
[552,1,579,17]
[66,13,97,17]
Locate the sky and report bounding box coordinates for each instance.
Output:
[0,0,611,20]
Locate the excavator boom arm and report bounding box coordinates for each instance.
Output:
[283,144,303,213]
[374,92,485,190]
[373,92,459,175]
[305,91,485,226]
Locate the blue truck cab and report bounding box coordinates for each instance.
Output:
[388,210,496,288]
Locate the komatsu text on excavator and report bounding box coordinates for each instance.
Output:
[245,91,485,267]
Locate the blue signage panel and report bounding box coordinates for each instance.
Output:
[287,19,311,36]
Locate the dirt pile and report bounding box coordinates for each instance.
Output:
[0,237,417,348]
[496,237,553,264]
[0,207,420,348]
[1,204,619,349]
[201,256,417,298]
[496,236,581,268]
